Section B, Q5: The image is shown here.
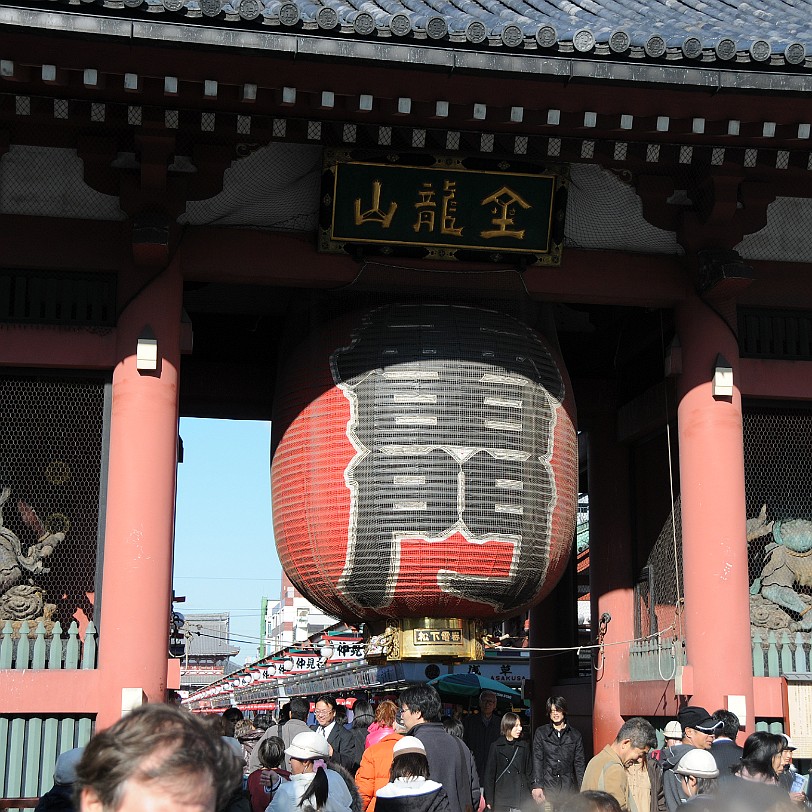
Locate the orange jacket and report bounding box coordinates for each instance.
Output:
[355,731,403,812]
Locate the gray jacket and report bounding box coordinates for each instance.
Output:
[661,744,705,812]
[247,718,311,772]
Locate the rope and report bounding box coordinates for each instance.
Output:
[660,312,685,643]
[492,623,677,655]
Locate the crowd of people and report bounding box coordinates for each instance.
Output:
[579,706,807,812]
[31,689,810,812]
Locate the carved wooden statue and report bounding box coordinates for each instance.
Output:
[749,503,812,631]
[0,486,64,620]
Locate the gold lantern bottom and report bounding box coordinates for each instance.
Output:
[366,617,484,662]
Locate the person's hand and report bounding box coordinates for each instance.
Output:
[259,770,272,788]
[789,791,805,805]
[532,788,545,804]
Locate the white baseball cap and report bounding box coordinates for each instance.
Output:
[285,731,330,760]
[674,749,719,779]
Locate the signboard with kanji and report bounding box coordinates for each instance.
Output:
[413,628,464,645]
[320,154,566,265]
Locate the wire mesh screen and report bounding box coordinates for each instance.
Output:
[738,198,812,263]
[0,372,107,634]
[630,496,686,681]
[635,496,684,641]
[744,405,812,635]
[180,142,322,229]
[565,164,683,255]
[4,87,812,263]
[0,145,125,221]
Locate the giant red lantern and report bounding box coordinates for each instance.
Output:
[271,303,577,656]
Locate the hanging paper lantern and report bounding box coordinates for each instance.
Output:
[271,303,577,630]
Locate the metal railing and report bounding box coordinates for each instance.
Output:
[752,629,812,677]
[630,629,812,680]
[629,635,686,681]
[0,621,97,671]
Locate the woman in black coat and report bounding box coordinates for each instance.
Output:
[483,712,533,812]
[531,696,585,810]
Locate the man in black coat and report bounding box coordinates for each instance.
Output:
[709,709,743,777]
[401,685,481,812]
[531,696,585,809]
[311,694,355,770]
[462,690,501,780]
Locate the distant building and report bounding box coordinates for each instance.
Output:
[260,573,338,657]
[180,612,242,694]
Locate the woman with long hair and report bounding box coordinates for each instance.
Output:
[735,732,784,784]
[374,736,450,812]
[366,701,399,748]
[483,712,533,812]
[723,732,794,812]
[268,731,354,812]
[348,701,375,771]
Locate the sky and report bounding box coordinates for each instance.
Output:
[174,417,282,664]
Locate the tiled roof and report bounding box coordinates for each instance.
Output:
[184,613,241,657]
[13,0,812,67]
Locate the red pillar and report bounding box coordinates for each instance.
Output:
[676,293,754,730]
[96,259,182,728]
[588,411,635,751]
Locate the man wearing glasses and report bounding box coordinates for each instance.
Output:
[400,685,481,812]
[463,690,502,780]
[311,695,355,770]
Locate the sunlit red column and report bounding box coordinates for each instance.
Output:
[96,258,182,727]
[676,292,754,730]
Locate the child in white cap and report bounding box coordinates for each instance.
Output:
[374,736,450,812]
[673,749,719,802]
[268,731,353,812]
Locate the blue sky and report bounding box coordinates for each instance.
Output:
[174,417,282,664]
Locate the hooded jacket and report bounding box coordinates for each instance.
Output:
[375,778,451,812]
[660,744,699,812]
[247,718,312,773]
[267,768,354,812]
[366,722,397,748]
